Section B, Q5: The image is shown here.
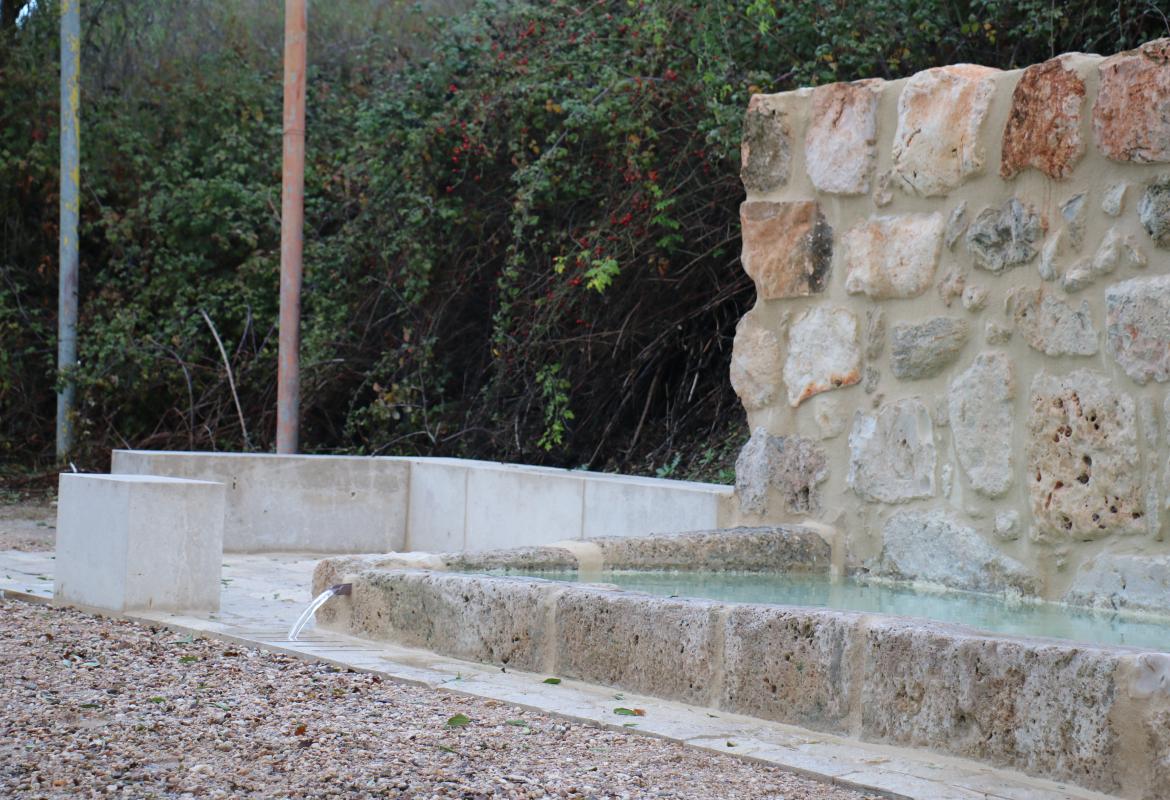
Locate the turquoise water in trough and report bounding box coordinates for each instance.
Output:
[494,569,1170,652]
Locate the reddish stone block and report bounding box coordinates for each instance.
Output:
[1093,38,1170,163]
[1001,56,1086,180]
[740,201,832,300]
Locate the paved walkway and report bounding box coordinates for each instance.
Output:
[0,550,1119,800]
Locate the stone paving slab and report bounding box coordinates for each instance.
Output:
[0,550,1121,800]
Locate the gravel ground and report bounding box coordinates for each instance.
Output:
[0,599,877,800]
[0,502,55,552]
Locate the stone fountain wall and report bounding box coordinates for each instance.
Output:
[730,38,1170,609]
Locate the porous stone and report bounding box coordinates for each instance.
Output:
[944,201,968,249]
[729,312,783,410]
[1061,193,1087,251]
[847,398,936,504]
[889,317,969,380]
[1093,38,1170,163]
[805,80,879,195]
[1026,370,1144,541]
[734,428,828,516]
[859,621,1124,793]
[1064,553,1170,615]
[876,509,1039,594]
[594,526,832,573]
[892,65,998,196]
[1006,287,1099,357]
[966,197,1046,273]
[994,510,1020,541]
[783,306,861,406]
[1102,182,1127,217]
[842,213,944,298]
[740,201,833,299]
[949,352,1015,498]
[1106,274,1170,384]
[864,308,885,360]
[740,95,791,192]
[1000,56,1086,180]
[941,463,954,496]
[960,285,987,311]
[1139,177,1170,247]
[721,606,859,732]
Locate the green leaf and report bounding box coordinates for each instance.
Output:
[622,722,638,728]
[179,655,198,664]
[147,696,166,704]
[504,719,528,727]
[613,707,638,716]
[445,713,471,728]
[542,677,561,685]
[436,744,458,754]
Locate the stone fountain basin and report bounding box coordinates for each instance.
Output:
[312,527,1170,799]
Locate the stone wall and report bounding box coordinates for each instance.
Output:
[730,39,1170,610]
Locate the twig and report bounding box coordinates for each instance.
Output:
[199,308,250,450]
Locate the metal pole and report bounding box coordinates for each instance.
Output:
[276,0,306,454]
[57,0,80,460]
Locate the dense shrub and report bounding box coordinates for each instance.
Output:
[0,0,1166,479]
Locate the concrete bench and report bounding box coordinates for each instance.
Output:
[55,473,225,613]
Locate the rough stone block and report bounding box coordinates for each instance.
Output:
[1026,370,1144,541]
[594,526,831,573]
[720,606,859,733]
[842,213,944,299]
[741,94,792,192]
[892,65,998,196]
[1006,287,1099,357]
[805,80,879,195]
[554,589,721,705]
[734,427,827,516]
[739,201,832,300]
[1064,553,1170,615]
[889,317,969,380]
[1093,38,1170,163]
[783,306,861,406]
[847,398,936,504]
[55,473,225,613]
[730,311,783,410]
[948,352,1015,498]
[966,197,1046,273]
[876,509,1039,595]
[1139,176,1170,248]
[1000,56,1086,180]
[1106,275,1170,384]
[859,621,1124,794]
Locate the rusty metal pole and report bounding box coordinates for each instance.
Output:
[276,0,306,454]
[57,0,80,460]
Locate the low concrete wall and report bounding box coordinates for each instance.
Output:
[112,451,733,554]
[316,568,1170,799]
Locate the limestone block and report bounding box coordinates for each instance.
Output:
[783,306,861,406]
[1000,56,1086,180]
[555,589,721,705]
[1139,177,1170,248]
[1064,553,1170,614]
[734,427,828,516]
[1106,275,1170,384]
[740,201,832,299]
[593,526,831,573]
[721,606,859,733]
[804,80,879,195]
[859,621,1124,794]
[892,65,998,196]
[944,201,968,249]
[966,197,1046,273]
[729,311,783,410]
[876,509,1039,594]
[842,213,944,299]
[961,285,988,311]
[1061,193,1088,251]
[948,352,1015,498]
[1102,182,1127,217]
[55,473,225,613]
[1006,287,1099,357]
[740,94,791,192]
[1038,230,1061,281]
[847,398,936,504]
[1093,38,1170,163]
[863,308,885,360]
[1026,370,1144,540]
[889,317,969,380]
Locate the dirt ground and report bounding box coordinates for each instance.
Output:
[0,500,56,552]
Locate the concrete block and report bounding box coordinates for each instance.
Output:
[112,451,408,553]
[55,473,225,613]
[464,464,583,550]
[404,459,468,552]
[582,473,726,539]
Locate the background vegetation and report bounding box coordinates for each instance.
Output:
[1,0,1166,485]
